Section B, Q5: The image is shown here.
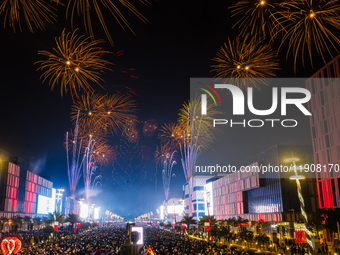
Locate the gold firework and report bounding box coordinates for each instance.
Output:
[36,29,112,97]
[0,0,58,33]
[158,123,183,151]
[67,0,150,45]
[154,144,174,166]
[229,0,280,39]
[274,0,340,71]
[71,93,137,135]
[65,128,115,165]
[178,96,219,149]
[123,127,140,143]
[91,140,116,165]
[143,119,158,137]
[211,34,279,90]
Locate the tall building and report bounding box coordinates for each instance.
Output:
[157,198,185,222]
[183,176,211,219]
[213,162,261,221]
[305,55,340,208]
[212,145,317,222]
[0,161,20,217]
[10,157,53,215]
[0,155,54,218]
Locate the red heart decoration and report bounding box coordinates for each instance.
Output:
[1,237,22,255]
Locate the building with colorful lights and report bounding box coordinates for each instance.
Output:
[305,56,340,208]
[212,145,318,223]
[183,176,211,220]
[157,198,185,223]
[0,152,55,218]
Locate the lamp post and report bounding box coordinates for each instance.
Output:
[78,197,84,215]
[91,203,95,220]
[285,154,314,255]
[56,186,64,213]
[53,186,64,226]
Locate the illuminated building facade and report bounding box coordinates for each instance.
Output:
[0,161,20,217]
[158,198,185,222]
[305,56,340,208]
[183,176,210,220]
[212,145,318,222]
[213,162,261,221]
[0,154,54,217]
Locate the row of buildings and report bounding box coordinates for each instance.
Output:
[183,55,340,222]
[0,149,79,219]
[151,55,340,242]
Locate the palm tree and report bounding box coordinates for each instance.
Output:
[198,215,217,227]
[180,216,196,230]
[66,214,80,224]
[45,212,66,224]
[66,214,80,232]
[0,217,8,231]
[11,216,23,232]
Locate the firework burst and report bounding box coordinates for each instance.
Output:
[71,93,137,135]
[162,151,176,201]
[66,111,84,199]
[123,127,140,143]
[0,0,58,33]
[229,0,280,39]
[154,144,174,166]
[80,130,116,165]
[274,0,340,71]
[178,96,220,149]
[143,119,158,137]
[36,29,112,97]
[158,123,183,151]
[67,0,150,45]
[211,35,279,90]
[65,128,115,166]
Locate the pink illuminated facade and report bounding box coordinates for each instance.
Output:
[212,162,272,221]
[24,171,53,214]
[306,55,340,208]
[0,154,54,217]
[0,162,20,217]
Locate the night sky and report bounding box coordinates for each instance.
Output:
[0,0,335,219]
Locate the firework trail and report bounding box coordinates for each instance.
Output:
[274,0,340,71]
[36,29,112,98]
[211,35,279,90]
[0,0,58,33]
[66,0,151,45]
[180,111,202,182]
[82,135,96,202]
[162,151,177,201]
[66,111,84,199]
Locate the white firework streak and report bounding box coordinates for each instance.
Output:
[162,151,177,201]
[66,110,84,199]
[180,107,203,182]
[83,135,102,202]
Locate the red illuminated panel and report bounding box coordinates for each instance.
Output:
[295,230,307,243]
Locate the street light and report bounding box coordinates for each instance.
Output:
[56,186,64,213]
[285,154,314,254]
[53,186,64,228]
[91,202,95,220]
[78,197,84,215]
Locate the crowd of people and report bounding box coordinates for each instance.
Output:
[142,228,232,255]
[0,226,331,255]
[4,227,128,255]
